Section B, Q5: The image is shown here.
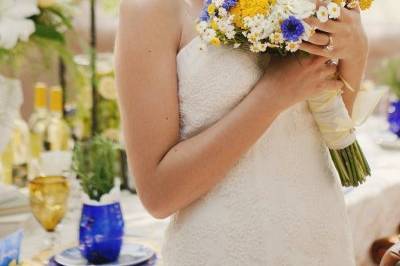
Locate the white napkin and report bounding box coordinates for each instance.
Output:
[0,76,23,153]
[0,184,20,205]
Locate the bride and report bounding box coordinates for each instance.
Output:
[115,0,368,265]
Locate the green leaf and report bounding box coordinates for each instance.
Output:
[72,136,118,201]
[44,7,73,29]
[33,23,65,44]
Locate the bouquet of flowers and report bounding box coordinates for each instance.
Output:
[0,0,76,70]
[196,0,380,187]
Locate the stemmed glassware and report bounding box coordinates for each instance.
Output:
[29,176,70,253]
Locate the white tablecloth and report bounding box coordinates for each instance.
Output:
[346,116,400,266]
[2,116,399,265]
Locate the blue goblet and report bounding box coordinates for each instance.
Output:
[388,100,400,138]
[79,202,124,264]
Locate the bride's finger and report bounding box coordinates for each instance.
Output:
[306,32,330,46]
[304,17,342,33]
[299,42,337,59]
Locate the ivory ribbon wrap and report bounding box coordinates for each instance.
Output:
[308,86,387,150]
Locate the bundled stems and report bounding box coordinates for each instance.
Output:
[329,140,371,187]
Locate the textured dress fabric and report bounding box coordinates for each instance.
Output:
[161,37,356,266]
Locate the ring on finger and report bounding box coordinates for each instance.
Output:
[324,36,334,52]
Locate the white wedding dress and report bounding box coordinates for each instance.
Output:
[161,37,356,266]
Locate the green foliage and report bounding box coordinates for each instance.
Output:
[72,136,118,201]
[99,0,120,15]
[97,100,120,133]
[379,57,400,99]
[0,3,81,82]
[34,23,66,44]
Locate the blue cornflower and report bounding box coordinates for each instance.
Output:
[199,0,212,21]
[281,16,305,42]
[222,0,238,10]
[200,9,210,21]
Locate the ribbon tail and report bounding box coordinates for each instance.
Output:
[351,87,388,126]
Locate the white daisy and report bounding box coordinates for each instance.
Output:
[212,0,224,8]
[250,42,268,53]
[286,41,301,52]
[202,28,217,43]
[283,0,317,19]
[218,7,228,17]
[327,2,341,19]
[347,0,358,9]
[269,32,284,44]
[301,22,315,41]
[244,15,274,43]
[196,21,209,34]
[316,6,329,23]
[225,30,236,40]
[214,15,235,40]
[0,0,40,49]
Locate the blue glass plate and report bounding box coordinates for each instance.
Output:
[54,243,155,266]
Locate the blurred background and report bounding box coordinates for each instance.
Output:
[1,0,400,265]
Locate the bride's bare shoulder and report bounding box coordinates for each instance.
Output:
[118,0,182,44]
[119,0,181,26]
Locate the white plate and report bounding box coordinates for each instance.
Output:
[377,134,400,150]
[54,243,155,266]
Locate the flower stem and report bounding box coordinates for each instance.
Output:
[329,140,370,187]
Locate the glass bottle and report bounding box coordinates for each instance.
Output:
[29,82,49,159]
[44,86,71,151]
[1,112,30,186]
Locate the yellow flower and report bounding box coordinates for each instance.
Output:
[211,19,218,30]
[210,37,221,46]
[230,0,276,28]
[332,0,344,5]
[38,0,56,8]
[208,3,216,15]
[359,0,373,10]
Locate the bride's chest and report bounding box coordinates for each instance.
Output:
[177,41,263,138]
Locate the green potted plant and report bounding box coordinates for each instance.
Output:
[72,136,124,264]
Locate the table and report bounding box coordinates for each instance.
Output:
[346,116,400,266]
[13,116,400,266]
[19,191,169,265]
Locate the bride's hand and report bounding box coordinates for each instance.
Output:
[299,4,368,62]
[258,56,344,109]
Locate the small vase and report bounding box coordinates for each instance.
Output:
[79,201,124,264]
[388,100,400,138]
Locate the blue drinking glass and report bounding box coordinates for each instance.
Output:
[79,202,124,264]
[388,100,400,138]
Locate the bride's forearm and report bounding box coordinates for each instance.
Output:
[339,47,369,114]
[140,84,283,219]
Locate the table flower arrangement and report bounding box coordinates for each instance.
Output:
[379,57,400,137]
[0,0,76,72]
[72,136,124,264]
[196,0,384,187]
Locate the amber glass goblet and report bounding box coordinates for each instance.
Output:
[29,176,69,248]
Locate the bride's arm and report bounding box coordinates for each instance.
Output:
[300,7,368,114]
[115,0,341,219]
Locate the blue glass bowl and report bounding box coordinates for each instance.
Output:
[388,100,400,138]
[79,202,125,264]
